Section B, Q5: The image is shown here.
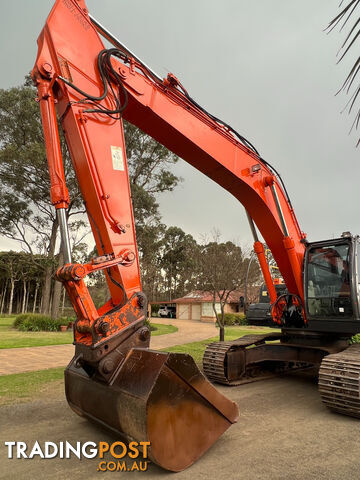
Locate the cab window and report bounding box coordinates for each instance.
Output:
[307,243,352,317]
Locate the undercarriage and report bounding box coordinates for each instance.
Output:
[203,331,360,417]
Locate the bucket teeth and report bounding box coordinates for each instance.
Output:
[65,348,239,472]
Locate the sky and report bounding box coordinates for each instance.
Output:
[0,0,358,252]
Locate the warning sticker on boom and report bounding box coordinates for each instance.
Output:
[111,146,125,171]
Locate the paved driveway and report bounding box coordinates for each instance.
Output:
[0,318,217,375]
[150,317,217,349]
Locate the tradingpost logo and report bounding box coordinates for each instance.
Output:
[4,441,150,472]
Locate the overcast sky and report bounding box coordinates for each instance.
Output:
[0,0,358,252]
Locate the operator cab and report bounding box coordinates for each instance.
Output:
[304,233,360,334]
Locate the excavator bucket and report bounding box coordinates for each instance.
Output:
[65,348,239,471]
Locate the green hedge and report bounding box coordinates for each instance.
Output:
[13,314,73,332]
[222,313,248,326]
[350,334,360,344]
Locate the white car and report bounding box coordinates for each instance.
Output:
[158,306,176,318]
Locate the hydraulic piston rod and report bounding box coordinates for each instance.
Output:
[57,208,72,264]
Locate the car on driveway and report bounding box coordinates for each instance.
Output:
[158,305,176,318]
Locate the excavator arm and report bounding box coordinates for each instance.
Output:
[32,0,321,471]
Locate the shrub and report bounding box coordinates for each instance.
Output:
[223,313,248,326]
[144,318,157,332]
[13,314,29,329]
[13,314,70,332]
[236,313,248,326]
[350,334,360,344]
[223,313,237,326]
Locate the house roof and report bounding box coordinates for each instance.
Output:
[172,290,244,304]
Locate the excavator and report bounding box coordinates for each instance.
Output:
[246,279,287,327]
[32,0,360,472]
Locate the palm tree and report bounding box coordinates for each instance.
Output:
[327,1,360,145]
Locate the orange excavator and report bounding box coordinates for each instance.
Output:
[33,0,360,472]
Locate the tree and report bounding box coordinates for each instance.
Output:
[136,224,164,303]
[0,252,22,315]
[0,251,47,315]
[160,226,199,301]
[198,231,250,341]
[0,79,182,316]
[328,1,360,145]
[0,78,84,316]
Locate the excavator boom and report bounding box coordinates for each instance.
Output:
[34,0,307,312]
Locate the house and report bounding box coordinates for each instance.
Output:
[172,290,244,323]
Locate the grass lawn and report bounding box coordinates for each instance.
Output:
[0,316,74,349]
[163,326,275,364]
[0,317,178,349]
[0,326,273,404]
[151,323,177,336]
[0,367,65,405]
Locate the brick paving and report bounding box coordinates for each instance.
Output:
[0,318,217,375]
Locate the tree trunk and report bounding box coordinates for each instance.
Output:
[51,250,64,319]
[41,270,52,315]
[41,219,58,315]
[1,281,8,315]
[32,282,39,313]
[25,281,30,312]
[1,281,9,313]
[21,280,27,313]
[8,278,15,315]
[16,291,21,313]
[219,305,225,342]
[219,325,225,342]
[61,287,66,316]
[213,300,225,342]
